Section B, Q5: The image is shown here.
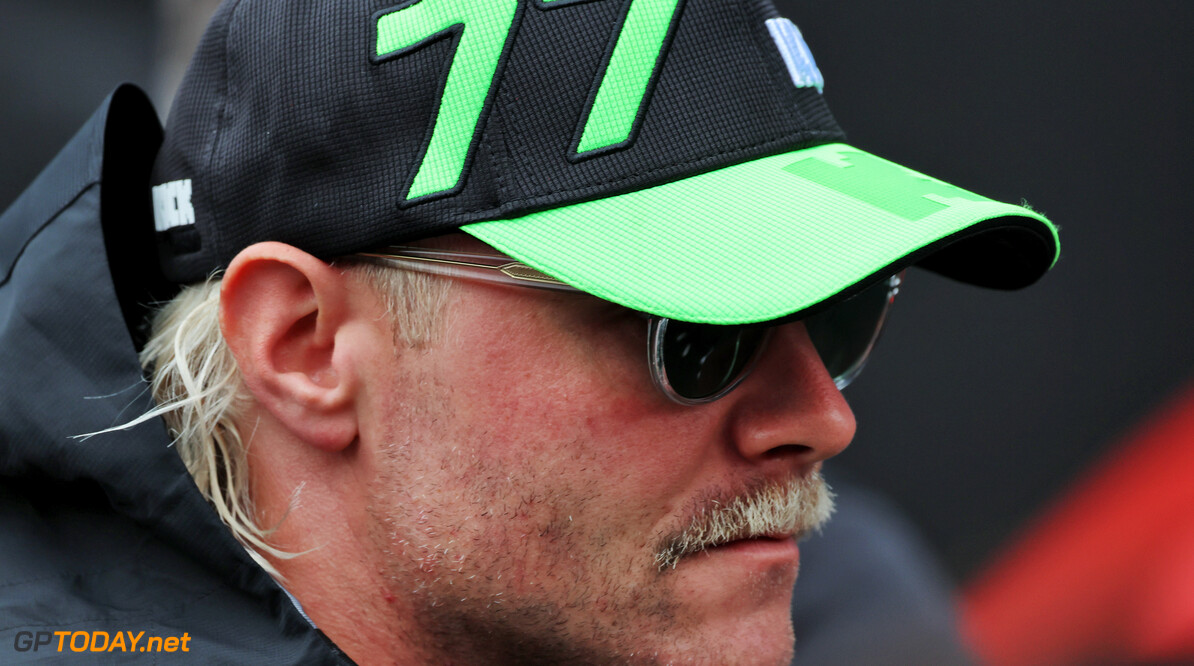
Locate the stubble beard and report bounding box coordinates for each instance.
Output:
[366,383,835,665]
[367,432,685,665]
[368,444,835,666]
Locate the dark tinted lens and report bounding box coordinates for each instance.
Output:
[661,322,768,400]
[803,277,893,384]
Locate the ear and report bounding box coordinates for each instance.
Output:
[220,242,358,451]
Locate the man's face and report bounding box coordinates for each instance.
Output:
[353,245,856,665]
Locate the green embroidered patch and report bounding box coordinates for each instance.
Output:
[574,0,684,155]
[376,0,684,201]
[376,0,520,200]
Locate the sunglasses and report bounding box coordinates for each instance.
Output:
[356,246,901,405]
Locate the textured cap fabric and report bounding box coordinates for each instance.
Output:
[153,0,1058,322]
[467,144,1057,323]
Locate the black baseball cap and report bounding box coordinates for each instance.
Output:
[152,0,1058,324]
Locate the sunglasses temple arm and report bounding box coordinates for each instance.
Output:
[356,252,581,292]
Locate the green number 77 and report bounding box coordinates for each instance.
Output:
[376,0,684,202]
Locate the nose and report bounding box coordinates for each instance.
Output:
[725,321,856,468]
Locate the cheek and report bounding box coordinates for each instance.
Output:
[432,296,724,520]
[447,343,709,523]
[441,307,608,441]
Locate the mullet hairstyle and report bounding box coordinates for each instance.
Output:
[137,260,451,577]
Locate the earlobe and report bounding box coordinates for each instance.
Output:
[220,242,359,452]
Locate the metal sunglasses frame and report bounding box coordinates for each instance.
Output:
[355,246,900,404]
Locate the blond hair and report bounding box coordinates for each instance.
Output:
[137,260,450,576]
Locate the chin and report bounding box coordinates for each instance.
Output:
[663,631,795,666]
[722,614,796,666]
[654,604,796,666]
[663,557,799,663]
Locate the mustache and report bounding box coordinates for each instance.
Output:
[654,472,835,571]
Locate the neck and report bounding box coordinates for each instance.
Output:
[244,418,431,663]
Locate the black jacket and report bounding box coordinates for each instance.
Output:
[0,85,348,664]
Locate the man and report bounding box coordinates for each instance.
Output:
[0,0,1057,663]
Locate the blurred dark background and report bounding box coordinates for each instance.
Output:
[783,0,1194,578]
[2,0,1191,582]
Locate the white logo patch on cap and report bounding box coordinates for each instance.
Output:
[766,18,824,94]
[152,179,195,232]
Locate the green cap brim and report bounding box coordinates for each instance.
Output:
[463,143,1059,324]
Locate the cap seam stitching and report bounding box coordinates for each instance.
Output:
[202,0,249,266]
[487,88,513,204]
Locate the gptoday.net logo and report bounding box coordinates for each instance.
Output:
[13,630,191,654]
